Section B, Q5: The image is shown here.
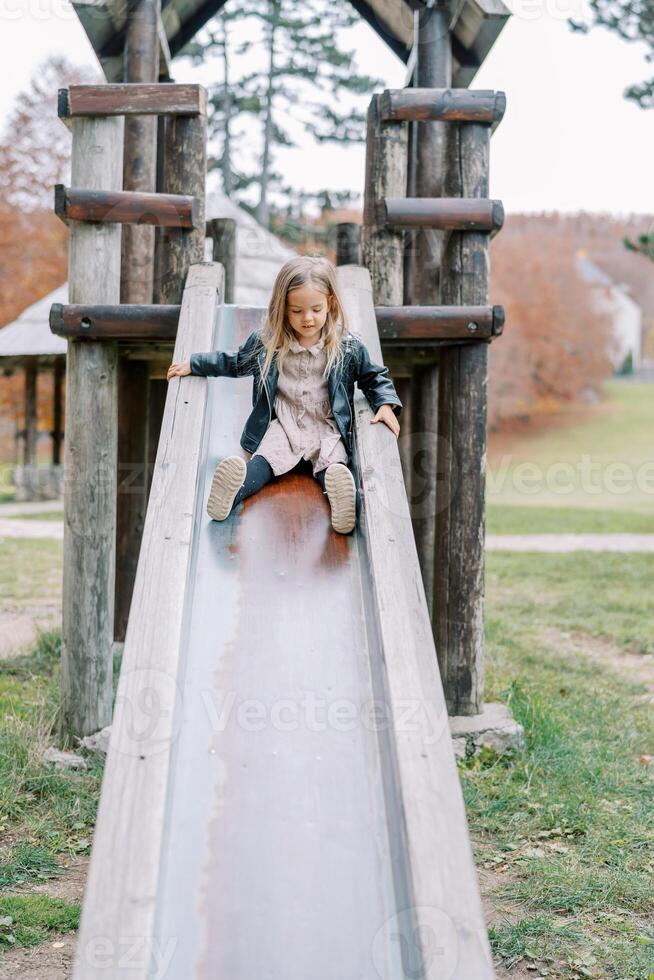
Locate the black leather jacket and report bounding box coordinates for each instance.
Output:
[189,329,402,460]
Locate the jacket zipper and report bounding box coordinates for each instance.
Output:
[340,380,353,442]
[259,353,272,424]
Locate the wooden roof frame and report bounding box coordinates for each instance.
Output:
[73,0,509,88]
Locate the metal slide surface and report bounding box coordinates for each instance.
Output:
[151,304,406,978]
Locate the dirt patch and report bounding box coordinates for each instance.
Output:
[0,934,77,980]
[0,858,88,980]
[4,856,89,906]
[540,626,654,697]
[0,606,61,660]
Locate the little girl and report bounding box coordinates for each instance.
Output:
[166,255,402,534]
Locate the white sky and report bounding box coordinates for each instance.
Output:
[0,0,652,216]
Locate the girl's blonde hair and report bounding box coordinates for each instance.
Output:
[258,255,350,389]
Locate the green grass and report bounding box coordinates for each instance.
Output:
[9,512,64,522]
[0,538,62,604]
[486,504,654,535]
[0,464,15,504]
[487,379,654,517]
[0,630,103,937]
[463,550,654,978]
[0,895,79,948]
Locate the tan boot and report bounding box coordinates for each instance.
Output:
[324,463,357,534]
[206,456,247,521]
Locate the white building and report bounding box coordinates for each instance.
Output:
[576,250,643,373]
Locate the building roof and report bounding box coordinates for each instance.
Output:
[205,190,297,306]
[0,193,296,363]
[0,286,68,366]
[74,0,509,89]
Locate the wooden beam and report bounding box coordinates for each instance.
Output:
[335,221,361,266]
[337,264,496,978]
[379,87,506,130]
[50,303,180,339]
[376,304,504,341]
[362,94,407,305]
[54,186,199,229]
[58,114,123,742]
[382,197,504,232]
[404,4,450,616]
[206,217,236,303]
[70,263,223,979]
[116,0,160,646]
[346,0,413,63]
[58,83,206,120]
[23,359,38,467]
[52,357,64,466]
[435,118,492,716]
[159,110,207,304]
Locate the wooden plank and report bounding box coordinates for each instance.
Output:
[54,186,199,229]
[335,221,361,265]
[380,87,506,129]
[159,111,207,303]
[52,357,64,466]
[337,264,495,978]
[23,359,38,467]
[50,303,180,338]
[59,114,123,741]
[436,119,492,715]
[206,217,236,303]
[70,262,224,980]
[376,303,504,341]
[361,93,407,305]
[383,197,504,232]
[404,4,450,625]
[114,358,148,641]
[115,0,160,646]
[59,83,206,119]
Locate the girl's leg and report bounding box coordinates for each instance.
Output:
[232,454,274,506]
[207,454,274,521]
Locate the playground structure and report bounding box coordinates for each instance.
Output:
[48,1,513,976]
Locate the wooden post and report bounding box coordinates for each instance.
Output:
[361,94,407,306]
[207,217,236,302]
[23,359,38,467]
[60,114,123,742]
[407,5,451,625]
[335,221,360,266]
[435,121,490,716]
[159,113,207,303]
[115,0,160,644]
[52,357,63,466]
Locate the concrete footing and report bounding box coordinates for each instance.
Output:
[449,701,525,759]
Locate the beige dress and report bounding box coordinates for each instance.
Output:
[253,327,349,477]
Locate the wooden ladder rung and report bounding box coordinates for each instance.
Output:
[381,197,504,233]
[375,305,505,343]
[379,88,506,130]
[58,84,206,123]
[50,303,181,340]
[54,186,200,229]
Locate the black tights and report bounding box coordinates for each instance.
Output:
[232,454,328,508]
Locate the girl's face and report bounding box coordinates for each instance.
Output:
[285,284,332,345]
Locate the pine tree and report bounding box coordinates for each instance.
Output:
[183,0,383,228]
[569,0,653,108]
